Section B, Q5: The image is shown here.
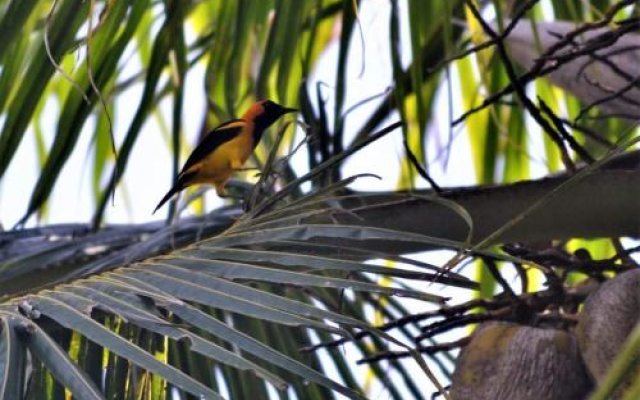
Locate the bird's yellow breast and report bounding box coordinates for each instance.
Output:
[186,127,254,187]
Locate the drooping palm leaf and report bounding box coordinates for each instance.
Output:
[1,169,483,398]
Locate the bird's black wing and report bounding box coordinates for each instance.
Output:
[180,119,246,173]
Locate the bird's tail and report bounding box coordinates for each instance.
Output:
[153,184,181,214]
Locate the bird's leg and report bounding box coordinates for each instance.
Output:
[215,184,231,198]
[215,182,246,200]
[225,161,262,208]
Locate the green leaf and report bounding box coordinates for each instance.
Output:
[23,295,223,399]
[116,266,358,331]
[127,280,360,399]
[10,313,103,400]
[0,316,27,400]
[165,254,442,301]
[19,0,150,225]
[93,0,185,227]
[0,0,89,184]
[191,247,477,288]
[58,286,288,390]
[0,0,38,61]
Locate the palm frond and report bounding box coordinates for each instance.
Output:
[2,152,481,397]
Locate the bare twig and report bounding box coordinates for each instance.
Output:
[453,0,638,127]
[358,337,471,364]
[465,0,577,171]
[403,138,442,192]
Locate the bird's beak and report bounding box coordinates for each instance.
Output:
[283,107,298,114]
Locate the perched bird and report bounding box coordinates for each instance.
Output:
[153,99,297,213]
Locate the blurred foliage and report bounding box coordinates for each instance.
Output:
[0,0,637,399]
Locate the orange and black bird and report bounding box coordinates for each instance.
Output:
[153,99,297,213]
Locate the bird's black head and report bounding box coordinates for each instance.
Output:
[261,99,297,118]
[251,100,297,141]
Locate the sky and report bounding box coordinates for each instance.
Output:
[0,0,568,228]
[1,0,480,227]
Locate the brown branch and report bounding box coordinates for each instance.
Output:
[558,118,616,149]
[358,337,471,364]
[465,0,577,171]
[453,0,638,127]
[576,76,640,120]
[538,98,595,164]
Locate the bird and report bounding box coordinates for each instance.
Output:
[153,99,297,213]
